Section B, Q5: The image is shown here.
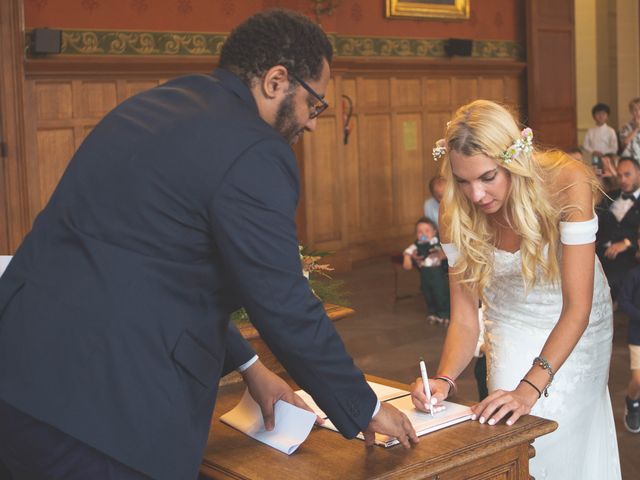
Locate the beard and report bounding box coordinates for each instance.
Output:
[274,91,304,145]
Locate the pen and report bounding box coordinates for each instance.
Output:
[419,357,434,417]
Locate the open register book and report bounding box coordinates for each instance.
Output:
[295,380,473,447]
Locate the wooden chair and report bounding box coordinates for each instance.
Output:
[389,254,420,304]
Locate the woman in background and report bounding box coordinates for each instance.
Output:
[411,100,620,479]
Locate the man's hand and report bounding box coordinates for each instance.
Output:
[605,240,630,259]
[363,403,418,449]
[241,360,324,430]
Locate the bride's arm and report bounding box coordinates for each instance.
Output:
[473,162,596,426]
[436,268,480,383]
[523,165,595,391]
[410,209,480,411]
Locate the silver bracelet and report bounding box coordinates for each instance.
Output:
[532,356,555,397]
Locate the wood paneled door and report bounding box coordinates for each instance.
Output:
[0,0,30,254]
[526,0,576,150]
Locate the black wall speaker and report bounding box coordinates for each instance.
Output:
[31,28,62,54]
[444,38,473,57]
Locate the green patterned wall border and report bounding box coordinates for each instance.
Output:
[334,37,523,59]
[27,30,524,60]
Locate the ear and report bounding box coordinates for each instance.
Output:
[260,65,290,100]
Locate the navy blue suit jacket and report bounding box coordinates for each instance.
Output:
[0,69,376,480]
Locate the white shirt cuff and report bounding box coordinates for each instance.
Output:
[237,354,259,373]
[371,400,381,419]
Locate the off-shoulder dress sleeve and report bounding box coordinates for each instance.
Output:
[559,216,598,245]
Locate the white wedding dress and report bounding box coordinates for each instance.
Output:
[482,248,621,479]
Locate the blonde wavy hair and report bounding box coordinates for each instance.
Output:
[439,100,598,300]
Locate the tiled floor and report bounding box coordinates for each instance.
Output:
[332,258,639,479]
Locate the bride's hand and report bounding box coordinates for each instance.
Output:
[410,377,449,413]
[470,383,538,426]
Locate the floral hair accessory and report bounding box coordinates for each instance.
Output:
[432,138,447,162]
[499,127,533,164]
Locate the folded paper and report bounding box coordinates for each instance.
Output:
[220,389,316,455]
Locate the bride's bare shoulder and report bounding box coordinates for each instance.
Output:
[543,153,595,221]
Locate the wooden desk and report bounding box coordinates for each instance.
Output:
[201,376,557,480]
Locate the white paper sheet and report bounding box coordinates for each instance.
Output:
[220,388,316,455]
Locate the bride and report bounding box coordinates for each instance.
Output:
[411,100,621,479]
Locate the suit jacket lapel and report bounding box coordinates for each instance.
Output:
[620,193,640,223]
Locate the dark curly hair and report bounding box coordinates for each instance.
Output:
[219,9,333,87]
[592,102,611,116]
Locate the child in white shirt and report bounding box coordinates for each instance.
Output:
[583,103,618,156]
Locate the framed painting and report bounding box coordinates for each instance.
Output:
[385,0,470,20]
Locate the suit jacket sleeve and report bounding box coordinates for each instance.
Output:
[209,138,376,438]
[619,268,640,321]
[221,322,256,377]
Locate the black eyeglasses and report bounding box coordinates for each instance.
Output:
[288,71,329,119]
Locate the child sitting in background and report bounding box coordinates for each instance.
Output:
[403,217,450,324]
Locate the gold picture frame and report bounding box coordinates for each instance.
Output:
[386,0,470,21]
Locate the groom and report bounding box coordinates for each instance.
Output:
[0,9,417,480]
[596,156,640,299]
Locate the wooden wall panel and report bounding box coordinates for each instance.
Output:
[36,82,73,120]
[394,113,424,226]
[391,78,421,107]
[504,76,521,107]
[305,117,341,245]
[341,78,357,108]
[358,114,393,230]
[452,78,479,108]
[36,128,75,206]
[79,81,117,118]
[358,78,390,108]
[479,77,506,103]
[21,59,525,269]
[424,78,451,107]
[343,115,361,232]
[324,78,336,111]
